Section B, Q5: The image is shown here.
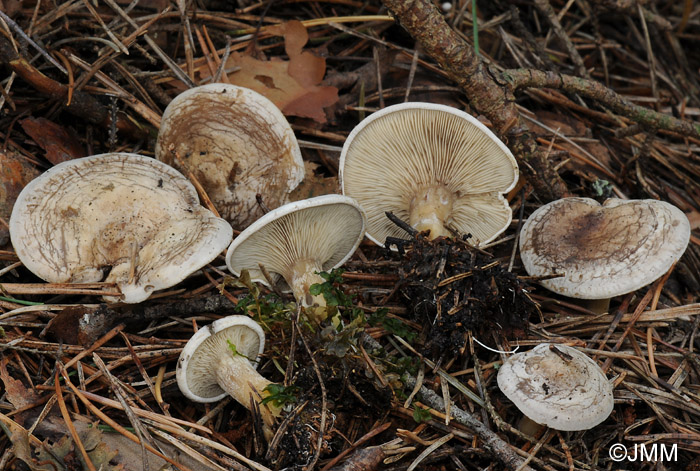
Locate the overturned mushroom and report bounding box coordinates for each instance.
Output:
[176,315,279,440]
[519,197,691,311]
[339,102,518,245]
[155,83,304,229]
[9,153,232,303]
[497,343,614,431]
[226,195,366,322]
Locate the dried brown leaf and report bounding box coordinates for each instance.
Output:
[211,20,338,123]
[289,51,326,88]
[288,161,339,201]
[282,85,339,123]
[0,352,40,411]
[5,419,53,471]
[21,117,85,165]
[0,0,23,18]
[0,151,40,245]
[36,423,124,471]
[269,20,308,58]
[687,208,700,230]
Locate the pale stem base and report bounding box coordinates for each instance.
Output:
[288,259,328,322]
[409,185,455,239]
[216,353,280,440]
[584,298,611,315]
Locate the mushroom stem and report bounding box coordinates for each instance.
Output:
[409,185,454,239]
[215,353,281,439]
[584,298,611,314]
[288,259,327,306]
[517,415,545,437]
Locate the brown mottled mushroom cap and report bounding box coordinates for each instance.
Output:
[9,153,233,303]
[519,197,691,299]
[339,102,518,245]
[497,343,614,431]
[155,83,304,229]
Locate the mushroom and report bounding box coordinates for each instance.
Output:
[9,153,233,303]
[176,315,279,439]
[155,83,304,229]
[519,197,691,312]
[497,343,614,431]
[339,102,518,245]
[226,195,366,322]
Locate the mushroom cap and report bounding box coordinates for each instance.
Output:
[226,195,366,291]
[155,83,304,229]
[339,102,518,246]
[176,315,265,403]
[9,153,233,303]
[519,197,691,299]
[497,343,614,431]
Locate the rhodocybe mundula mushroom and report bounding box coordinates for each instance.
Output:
[155,83,304,229]
[226,195,366,322]
[497,343,614,431]
[519,197,691,312]
[176,315,280,440]
[9,153,232,303]
[339,102,518,245]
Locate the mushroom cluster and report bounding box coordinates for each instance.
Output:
[9,153,232,303]
[339,102,519,245]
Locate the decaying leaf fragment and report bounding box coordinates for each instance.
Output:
[0,150,40,246]
[20,117,85,165]
[288,161,339,201]
[201,20,338,123]
[0,357,40,411]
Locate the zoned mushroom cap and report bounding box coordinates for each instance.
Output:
[339,102,518,245]
[519,197,691,299]
[176,315,265,402]
[226,195,366,291]
[497,343,614,431]
[9,153,233,303]
[155,83,304,230]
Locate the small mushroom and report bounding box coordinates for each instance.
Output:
[176,315,279,439]
[519,197,691,311]
[497,343,614,431]
[155,83,304,229]
[226,195,366,321]
[339,102,518,245]
[9,153,233,303]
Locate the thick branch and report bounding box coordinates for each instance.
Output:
[506,69,700,138]
[381,0,569,200]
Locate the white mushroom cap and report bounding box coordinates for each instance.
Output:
[176,315,265,403]
[226,195,366,306]
[9,153,233,303]
[497,343,614,431]
[155,83,304,229]
[519,197,691,299]
[339,102,518,245]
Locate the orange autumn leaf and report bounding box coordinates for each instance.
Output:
[207,20,338,123]
[271,20,307,57]
[0,150,40,245]
[21,117,85,165]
